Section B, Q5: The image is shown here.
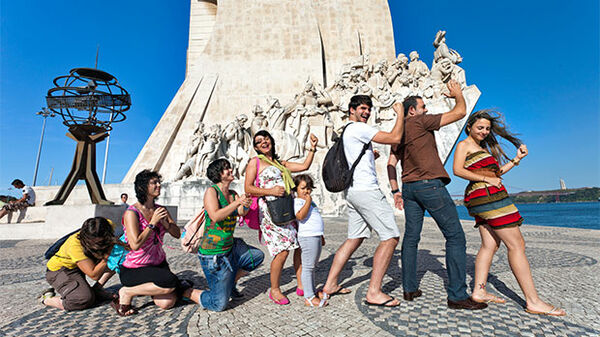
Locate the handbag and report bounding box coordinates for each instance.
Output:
[241,157,261,230]
[266,193,296,225]
[180,207,206,253]
[107,234,128,273]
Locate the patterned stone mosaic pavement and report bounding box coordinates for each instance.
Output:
[0,216,598,336]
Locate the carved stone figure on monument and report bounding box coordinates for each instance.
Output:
[174,121,205,181]
[433,30,467,87]
[431,57,454,98]
[250,104,268,136]
[285,106,318,156]
[408,51,430,90]
[389,53,411,94]
[291,78,332,118]
[223,114,252,178]
[265,97,302,160]
[368,60,392,93]
[194,124,223,177]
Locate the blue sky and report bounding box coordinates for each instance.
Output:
[1,0,598,198]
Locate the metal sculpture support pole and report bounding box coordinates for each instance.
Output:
[101,112,114,184]
[101,130,110,184]
[45,126,113,205]
[32,116,47,186]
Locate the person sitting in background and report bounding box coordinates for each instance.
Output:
[0,179,36,220]
[198,159,265,311]
[42,217,121,311]
[120,193,129,206]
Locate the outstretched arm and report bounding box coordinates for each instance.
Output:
[440,80,467,127]
[284,134,319,172]
[498,144,528,176]
[372,103,404,145]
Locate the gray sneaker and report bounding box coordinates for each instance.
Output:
[40,288,55,304]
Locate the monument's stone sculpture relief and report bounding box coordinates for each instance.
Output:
[123,1,479,217]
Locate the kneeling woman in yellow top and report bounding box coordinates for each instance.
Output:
[43,217,121,311]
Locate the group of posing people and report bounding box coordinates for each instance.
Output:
[40,79,565,317]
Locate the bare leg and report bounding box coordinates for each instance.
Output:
[269,250,290,301]
[152,292,178,309]
[42,296,65,310]
[494,226,565,314]
[322,238,363,294]
[182,288,203,304]
[365,237,400,305]
[119,283,176,310]
[0,208,9,220]
[471,225,504,303]
[294,248,303,291]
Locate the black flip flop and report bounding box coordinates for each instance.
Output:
[365,296,400,307]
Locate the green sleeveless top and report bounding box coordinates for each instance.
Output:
[199,185,238,255]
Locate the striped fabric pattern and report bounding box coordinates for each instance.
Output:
[464,151,523,229]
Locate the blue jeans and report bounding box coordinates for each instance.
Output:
[199,238,264,311]
[401,179,468,301]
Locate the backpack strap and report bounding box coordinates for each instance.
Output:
[342,122,372,186]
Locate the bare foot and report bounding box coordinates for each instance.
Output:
[305,296,327,307]
[365,291,400,307]
[269,288,289,303]
[526,300,566,316]
[321,284,351,298]
[471,292,506,304]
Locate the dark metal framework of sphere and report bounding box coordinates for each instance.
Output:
[44,67,130,206]
[46,68,130,131]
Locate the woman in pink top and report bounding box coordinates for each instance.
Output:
[112,170,201,316]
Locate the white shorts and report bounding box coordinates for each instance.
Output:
[346,189,400,241]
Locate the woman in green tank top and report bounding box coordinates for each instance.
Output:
[197,159,265,311]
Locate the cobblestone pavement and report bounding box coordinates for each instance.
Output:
[0,216,598,336]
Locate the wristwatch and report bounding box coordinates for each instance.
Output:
[391,189,400,194]
[148,223,156,230]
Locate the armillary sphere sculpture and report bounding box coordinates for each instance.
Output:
[44,68,130,205]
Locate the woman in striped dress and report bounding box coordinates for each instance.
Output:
[453,110,565,316]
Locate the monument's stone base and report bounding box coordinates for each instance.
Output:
[0,202,177,240]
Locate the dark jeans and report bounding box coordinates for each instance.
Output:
[401,179,468,301]
[199,238,264,311]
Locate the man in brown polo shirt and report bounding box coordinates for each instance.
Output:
[387,80,486,310]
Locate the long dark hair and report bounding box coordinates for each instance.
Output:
[465,109,522,164]
[78,217,121,262]
[134,170,161,204]
[253,130,279,160]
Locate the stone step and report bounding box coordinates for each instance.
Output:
[0,205,177,240]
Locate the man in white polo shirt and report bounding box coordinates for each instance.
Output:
[321,95,404,307]
[0,179,36,220]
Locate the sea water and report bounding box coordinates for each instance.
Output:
[455,202,600,230]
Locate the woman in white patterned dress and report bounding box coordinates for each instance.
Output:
[245,130,318,305]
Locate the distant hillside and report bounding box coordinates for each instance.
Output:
[510,187,600,204]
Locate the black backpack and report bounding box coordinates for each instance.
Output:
[44,229,79,259]
[322,123,370,192]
